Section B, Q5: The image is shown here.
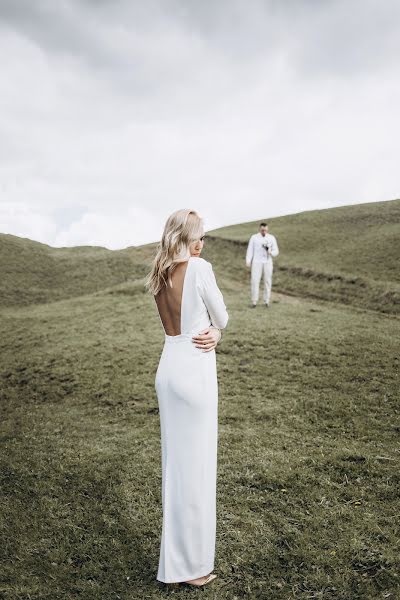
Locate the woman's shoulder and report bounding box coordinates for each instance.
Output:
[190,256,211,269]
[189,256,213,277]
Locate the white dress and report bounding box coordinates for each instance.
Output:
[154,256,229,583]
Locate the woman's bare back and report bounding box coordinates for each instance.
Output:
[154,261,189,336]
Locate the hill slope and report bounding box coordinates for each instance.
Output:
[0,199,399,313]
[1,238,399,599]
[0,234,152,307]
[209,199,400,284]
[207,199,400,314]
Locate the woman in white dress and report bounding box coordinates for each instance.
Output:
[145,209,229,588]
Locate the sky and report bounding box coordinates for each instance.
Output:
[0,0,399,249]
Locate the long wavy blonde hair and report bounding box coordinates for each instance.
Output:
[145,209,204,296]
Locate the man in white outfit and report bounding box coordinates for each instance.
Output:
[246,222,279,307]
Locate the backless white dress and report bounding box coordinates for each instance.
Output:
[154,256,229,583]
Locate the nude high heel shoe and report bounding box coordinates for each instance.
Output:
[165,573,217,589]
[183,573,217,588]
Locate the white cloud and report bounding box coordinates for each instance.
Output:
[53,205,158,248]
[0,201,57,244]
[0,0,399,249]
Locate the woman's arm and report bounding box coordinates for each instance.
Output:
[192,259,228,352]
[200,261,229,329]
[192,325,222,352]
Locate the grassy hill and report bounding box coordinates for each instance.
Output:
[0,234,151,307]
[1,201,399,599]
[1,199,399,314]
[209,200,399,283]
[207,199,400,314]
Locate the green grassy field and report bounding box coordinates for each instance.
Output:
[208,199,400,315]
[1,201,399,599]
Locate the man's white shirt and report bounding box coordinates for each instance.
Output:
[246,232,279,266]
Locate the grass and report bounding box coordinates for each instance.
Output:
[208,199,400,315]
[209,199,400,285]
[1,201,399,599]
[0,234,147,308]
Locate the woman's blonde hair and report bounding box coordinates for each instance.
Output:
[145,209,204,295]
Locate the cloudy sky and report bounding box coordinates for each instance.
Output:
[0,0,399,249]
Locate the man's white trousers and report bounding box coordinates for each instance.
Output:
[251,260,273,304]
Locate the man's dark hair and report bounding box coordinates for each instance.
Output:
[260,222,267,227]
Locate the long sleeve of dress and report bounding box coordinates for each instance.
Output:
[246,235,254,266]
[200,261,229,330]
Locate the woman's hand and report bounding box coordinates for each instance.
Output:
[192,326,221,352]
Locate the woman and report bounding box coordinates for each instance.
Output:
[145,209,229,588]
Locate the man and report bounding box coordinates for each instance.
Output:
[246,222,279,307]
